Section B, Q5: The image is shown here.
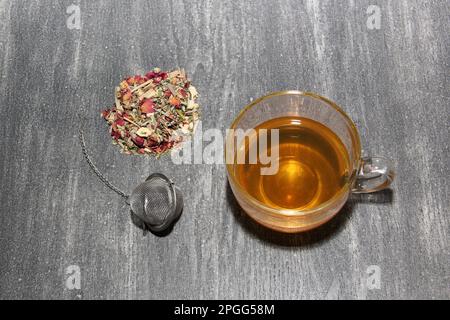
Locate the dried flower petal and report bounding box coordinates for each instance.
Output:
[169,96,181,107]
[115,118,126,126]
[111,129,121,140]
[101,110,110,118]
[133,136,145,147]
[145,71,156,79]
[136,127,152,137]
[122,91,132,101]
[188,86,198,99]
[179,89,188,98]
[140,99,155,113]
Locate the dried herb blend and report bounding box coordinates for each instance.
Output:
[101,67,199,156]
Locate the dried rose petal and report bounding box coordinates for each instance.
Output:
[126,77,136,85]
[111,129,121,140]
[179,89,188,98]
[115,118,125,126]
[135,75,145,84]
[140,99,155,113]
[133,136,145,147]
[153,77,162,84]
[145,71,156,79]
[101,110,110,118]
[145,138,157,147]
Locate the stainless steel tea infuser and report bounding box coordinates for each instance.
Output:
[78,129,183,234]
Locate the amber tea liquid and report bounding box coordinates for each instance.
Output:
[234,117,350,210]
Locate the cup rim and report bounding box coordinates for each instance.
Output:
[225,90,362,217]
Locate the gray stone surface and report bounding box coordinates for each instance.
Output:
[0,0,448,299]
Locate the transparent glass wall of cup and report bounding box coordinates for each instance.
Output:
[225,91,395,233]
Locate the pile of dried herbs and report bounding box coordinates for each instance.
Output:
[101,68,199,156]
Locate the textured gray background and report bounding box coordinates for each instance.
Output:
[0,0,448,300]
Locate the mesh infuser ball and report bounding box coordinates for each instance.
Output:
[79,129,183,234]
[129,173,183,232]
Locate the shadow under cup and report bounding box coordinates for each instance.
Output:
[225,91,394,233]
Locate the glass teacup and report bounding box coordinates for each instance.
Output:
[225,91,394,233]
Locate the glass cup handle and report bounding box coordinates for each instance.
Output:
[352,156,395,193]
